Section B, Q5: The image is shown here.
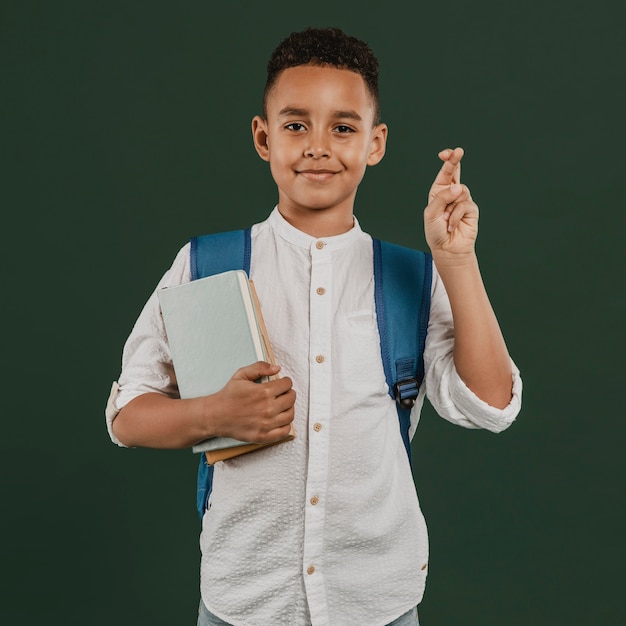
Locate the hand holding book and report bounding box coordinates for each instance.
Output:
[211,361,296,446]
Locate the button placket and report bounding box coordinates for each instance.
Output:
[302,238,332,610]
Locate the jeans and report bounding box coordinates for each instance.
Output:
[197,600,419,625]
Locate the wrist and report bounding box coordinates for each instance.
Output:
[431,249,478,272]
[432,251,486,305]
[197,393,222,441]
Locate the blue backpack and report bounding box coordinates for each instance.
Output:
[190,228,432,519]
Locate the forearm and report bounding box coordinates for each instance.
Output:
[433,251,513,409]
[112,393,218,449]
[111,362,296,449]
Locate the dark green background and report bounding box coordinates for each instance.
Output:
[2,0,624,624]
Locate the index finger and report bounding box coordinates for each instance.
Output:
[433,147,464,186]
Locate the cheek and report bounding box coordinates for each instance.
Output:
[269,156,295,185]
[268,140,298,166]
[346,152,370,175]
[342,141,372,166]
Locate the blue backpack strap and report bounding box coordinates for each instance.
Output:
[373,239,432,464]
[190,228,251,520]
[190,228,251,280]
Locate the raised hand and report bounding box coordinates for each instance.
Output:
[424,147,479,258]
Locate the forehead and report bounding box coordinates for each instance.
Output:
[266,65,375,121]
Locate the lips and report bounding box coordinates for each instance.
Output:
[297,169,339,182]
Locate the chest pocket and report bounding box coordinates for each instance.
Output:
[334,309,388,405]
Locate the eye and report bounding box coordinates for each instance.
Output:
[334,125,355,134]
[285,122,306,132]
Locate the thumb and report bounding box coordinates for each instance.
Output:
[426,184,468,213]
[233,361,281,382]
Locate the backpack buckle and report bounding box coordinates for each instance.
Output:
[394,378,419,409]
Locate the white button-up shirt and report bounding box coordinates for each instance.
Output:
[106,208,522,626]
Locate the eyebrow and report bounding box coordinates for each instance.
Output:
[278,107,363,122]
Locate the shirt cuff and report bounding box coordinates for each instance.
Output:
[105,381,128,447]
[448,361,522,433]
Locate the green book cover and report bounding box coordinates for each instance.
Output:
[157,270,268,454]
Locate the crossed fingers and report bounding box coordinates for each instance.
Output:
[430,147,464,200]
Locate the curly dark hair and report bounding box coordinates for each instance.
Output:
[263,27,380,123]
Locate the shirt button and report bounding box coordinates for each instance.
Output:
[316,287,326,295]
[315,241,325,250]
[307,566,316,575]
[315,355,325,364]
[310,496,319,506]
[313,423,322,432]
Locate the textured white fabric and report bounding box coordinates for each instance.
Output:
[106,208,522,626]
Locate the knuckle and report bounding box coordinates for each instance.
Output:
[260,404,274,420]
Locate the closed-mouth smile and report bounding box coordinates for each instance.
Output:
[297,169,339,182]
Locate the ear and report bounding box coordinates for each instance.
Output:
[367,123,388,166]
[252,115,270,162]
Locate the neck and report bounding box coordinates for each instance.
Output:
[277,204,355,238]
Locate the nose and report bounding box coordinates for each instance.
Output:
[304,130,331,158]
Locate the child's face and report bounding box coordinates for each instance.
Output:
[252,64,387,224]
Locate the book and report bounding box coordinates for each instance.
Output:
[157,269,295,463]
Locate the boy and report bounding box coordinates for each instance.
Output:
[106,27,522,626]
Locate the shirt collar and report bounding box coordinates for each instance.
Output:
[267,206,365,251]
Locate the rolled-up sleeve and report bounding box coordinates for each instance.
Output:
[422,265,522,433]
[105,244,192,446]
